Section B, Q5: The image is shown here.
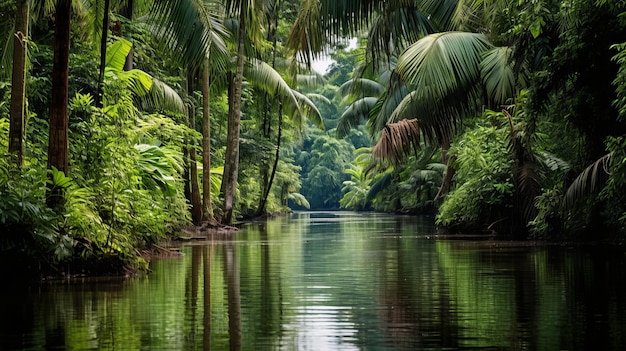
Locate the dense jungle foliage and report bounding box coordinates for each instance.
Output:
[1,0,626,277]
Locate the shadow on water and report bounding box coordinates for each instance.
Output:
[1,212,626,350]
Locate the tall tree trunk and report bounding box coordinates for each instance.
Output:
[122,0,134,71]
[202,57,216,223]
[257,104,282,216]
[188,70,203,224]
[221,71,234,196]
[183,146,191,201]
[95,0,110,108]
[8,0,29,166]
[222,8,246,224]
[47,0,71,209]
[256,93,270,212]
[256,6,279,214]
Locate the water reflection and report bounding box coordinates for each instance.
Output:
[1,212,626,350]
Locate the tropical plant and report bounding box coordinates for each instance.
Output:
[437,116,514,232]
[297,133,354,209]
[151,0,230,224]
[337,147,384,211]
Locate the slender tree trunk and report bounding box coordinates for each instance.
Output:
[183,146,191,200]
[122,0,134,71]
[222,8,246,224]
[188,70,203,224]
[202,57,216,223]
[256,93,270,212]
[221,72,234,196]
[256,8,279,214]
[95,0,110,108]
[257,104,282,216]
[47,0,71,209]
[8,0,29,166]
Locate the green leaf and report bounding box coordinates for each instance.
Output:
[529,18,545,38]
[480,47,515,106]
[106,38,132,71]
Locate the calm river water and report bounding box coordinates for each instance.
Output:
[2,212,626,350]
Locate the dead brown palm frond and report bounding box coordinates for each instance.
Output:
[372,119,420,164]
[563,153,612,209]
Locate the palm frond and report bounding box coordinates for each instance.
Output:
[336,97,379,138]
[151,0,229,70]
[30,0,55,22]
[292,90,325,130]
[339,78,385,101]
[395,31,492,99]
[563,153,612,209]
[286,0,325,65]
[108,68,153,97]
[318,0,383,35]
[106,37,132,71]
[366,6,437,65]
[480,46,515,107]
[305,93,332,106]
[420,0,463,31]
[540,151,571,173]
[139,78,186,115]
[225,0,268,45]
[296,72,326,88]
[386,90,457,145]
[372,118,421,163]
[0,1,14,80]
[368,79,410,134]
[366,171,394,203]
[288,192,311,209]
[391,31,491,143]
[425,161,445,172]
[245,57,298,109]
[408,168,443,187]
[209,166,223,195]
[353,146,374,165]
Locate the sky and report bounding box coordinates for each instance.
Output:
[311,38,358,75]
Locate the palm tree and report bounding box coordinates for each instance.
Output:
[201,57,216,223]
[152,0,323,223]
[290,0,545,233]
[151,0,229,224]
[220,0,265,224]
[221,0,324,222]
[251,62,325,216]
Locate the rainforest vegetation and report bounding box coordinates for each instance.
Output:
[1,0,626,276]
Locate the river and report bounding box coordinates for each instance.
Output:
[1,212,625,350]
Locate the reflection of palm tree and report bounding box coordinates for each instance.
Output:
[186,245,203,348]
[203,242,214,350]
[224,241,242,351]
